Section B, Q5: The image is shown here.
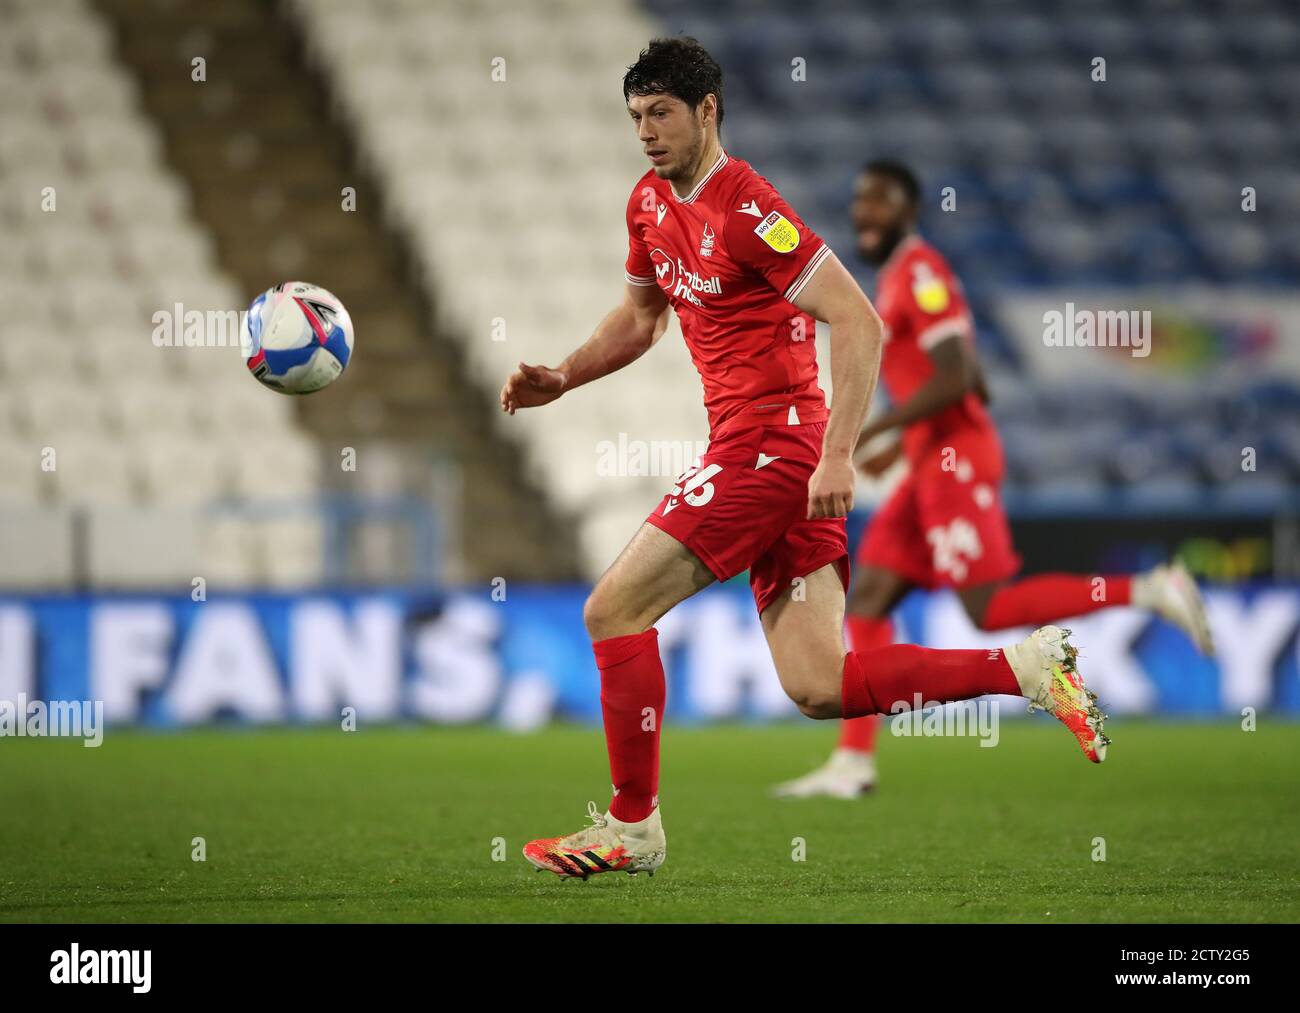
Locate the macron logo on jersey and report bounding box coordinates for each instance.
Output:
[656,202,667,225]
[738,200,763,218]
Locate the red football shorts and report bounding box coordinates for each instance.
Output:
[646,421,849,615]
[857,431,1021,589]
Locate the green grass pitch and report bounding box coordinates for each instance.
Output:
[1,720,1297,922]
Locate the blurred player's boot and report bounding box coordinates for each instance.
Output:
[771,749,877,799]
[1004,625,1110,763]
[1134,561,1215,655]
[522,801,665,879]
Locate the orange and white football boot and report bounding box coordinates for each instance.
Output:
[523,801,666,880]
[1004,625,1110,763]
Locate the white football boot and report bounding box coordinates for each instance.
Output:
[1133,561,1215,655]
[771,748,878,799]
[523,801,666,879]
[1004,625,1109,763]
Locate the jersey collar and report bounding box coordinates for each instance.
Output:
[672,149,728,205]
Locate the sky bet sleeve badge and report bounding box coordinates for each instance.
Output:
[754,211,800,253]
[911,262,950,313]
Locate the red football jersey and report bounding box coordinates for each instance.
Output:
[624,151,834,436]
[873,234,996,463]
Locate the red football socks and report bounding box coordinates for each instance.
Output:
[979,574,1132,630]
[592,628,665,824]
[837,615,893,753]
[842,643,1020,718]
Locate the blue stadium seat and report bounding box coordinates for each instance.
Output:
[638,0,1297,510]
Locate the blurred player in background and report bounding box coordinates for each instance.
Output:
[773,161,1215,801]
[500,41,1111,880]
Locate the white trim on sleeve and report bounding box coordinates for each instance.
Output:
[782,244,832,304]
[624,272,657,287]
[916,315,972,350]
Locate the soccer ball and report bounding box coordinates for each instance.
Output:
[241,281,354,395]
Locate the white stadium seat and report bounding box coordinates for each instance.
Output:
[64,117,164,173]
[109,382,202,434]
[229,437,322,499]
[0,114,69,173]
[0,0,336,589]
[28,218,120,277]
[17,378,111,437]
[45,436,143,506]
[292,0,696,575]
[65,278,151,329]
[140,439,234,505]
[0,443,45,506]
[0,329,86,382]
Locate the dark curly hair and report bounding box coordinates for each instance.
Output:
[864,160,921,210]
[623,36,724,134]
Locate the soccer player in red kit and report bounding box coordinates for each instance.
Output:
[773,161,1215,800]
[500,40,1109,880]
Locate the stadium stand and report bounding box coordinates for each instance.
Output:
[290,0,715,577]
[5,0,1296,586]
[0,0,318,588]
[95,0,582,584]
[1,0,580,588]
[292,0,1298,573]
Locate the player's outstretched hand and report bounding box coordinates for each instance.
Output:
[500,362,567,414]
[807,456,855,519]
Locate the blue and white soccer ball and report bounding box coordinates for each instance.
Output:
[241,281,354,395]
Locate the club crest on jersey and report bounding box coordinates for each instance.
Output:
[754,211,800,253]
[699,222,715,258]
[911,263,950,313]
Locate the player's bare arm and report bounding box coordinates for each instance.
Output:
[499,283,670,414]
[790,252,883,519]
[852,333,976,451]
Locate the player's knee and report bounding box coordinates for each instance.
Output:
[784,677,841,720]
[793,689,841,720]
[582,590,614,640]
[583,586,638,641]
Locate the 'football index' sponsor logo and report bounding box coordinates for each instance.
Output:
[649,249,721,309]
[672,259,721,307]
[50,944,151,993]
[888,694,1000,747]
[0,694,103,747]
[1042,303,1152,358]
